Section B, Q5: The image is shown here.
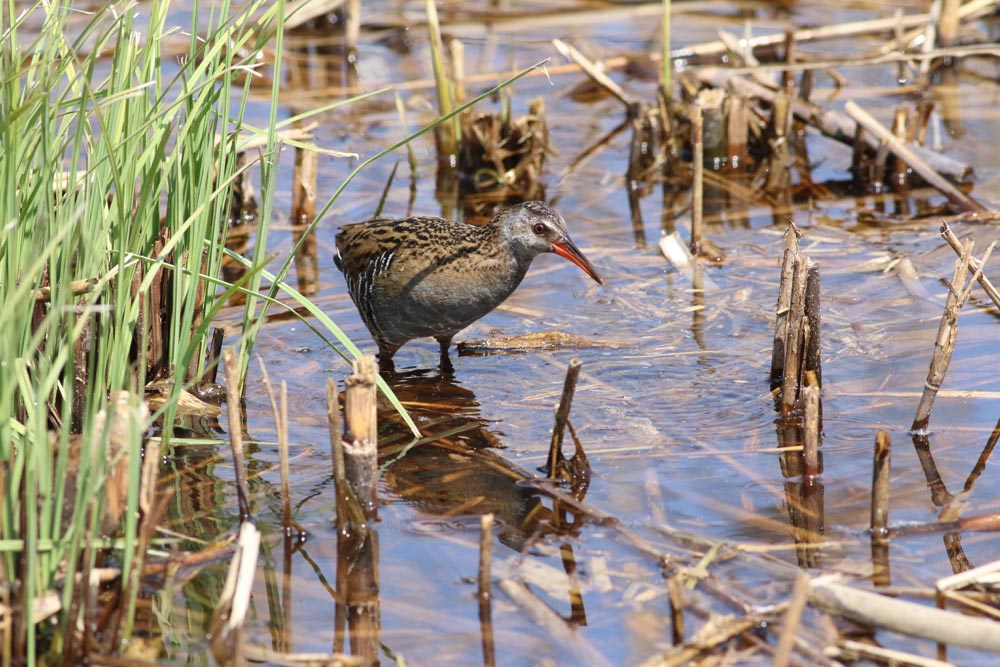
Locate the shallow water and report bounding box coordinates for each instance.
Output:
[158,2,1000,665]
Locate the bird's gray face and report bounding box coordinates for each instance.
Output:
[500,201,568,255]
[499,201,604,285]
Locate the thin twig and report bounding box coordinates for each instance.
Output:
[547,358,583,477]
[940,222,1000,310]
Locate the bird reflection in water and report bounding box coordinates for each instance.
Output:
[376,366,591,624]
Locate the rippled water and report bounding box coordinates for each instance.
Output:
[158,2,1000,665]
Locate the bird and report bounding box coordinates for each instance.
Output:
[334,201,604,371]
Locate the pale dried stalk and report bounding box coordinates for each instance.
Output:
[871,431,891,539]
[940,222,1000,310]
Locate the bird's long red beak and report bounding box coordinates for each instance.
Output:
[552,239,604,285]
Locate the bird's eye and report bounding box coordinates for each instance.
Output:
[532,222,547,235]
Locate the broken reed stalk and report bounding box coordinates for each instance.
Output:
[478,513,496,667]
[208,521,261,666]
[804,263,822,386]
[547,358,583,477]
[844,101,984,212]
[552,39,633,108]
[726,95,748,170]
[344,356,379,519]
[911,241,993,432]
[344,0,360,62]
[941,222,1000,310]
[871,431,891,540]
[690,104,704,255]
[223,348,252,520]
[808,578,1000,652]
[326,377,344,484]
[673,1,995,59]
[890,107,910,188]
[278,382,291,530]
[939,0,962,47]
[770,226,800,385]
[667,574,684,645]
[772,570,810,667]
[802,380,820,478]
[780,256,808,416]
[258,358,292,530]
[290,145,319,295]
[765,91,792,196]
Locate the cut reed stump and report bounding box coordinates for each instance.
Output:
[478,513,496,667]
[770,224,822,418]
[290,145,319,295]
[870,430,891,586]
[328,356,381,664]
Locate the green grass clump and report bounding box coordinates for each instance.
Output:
[0,0,281,659]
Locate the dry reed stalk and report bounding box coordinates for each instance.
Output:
[845,101,984,212]
[205,327,225,384]
[635,615,761,667]
[772,571,810,667]
[552,38,634,108]
[871,431,891,541]
[780,256,808,416]
[344,356,379,519]
[725,94,748,170]
[890,107,910,188]
[690,104,704,255]
[667,574,684,645]
[345,0,360,62]
[448,38,466,104]
[278,382,290,530]
[697,70,971,180]
[829,639,953,667]
[290,146,319,295]
[939,0,962,47]
[770,226,800,386]
[764,91,792,196]
[327,377,344,483]
[940,222,1000,310]
[673,1,995,59]
[547,358,583,477]
[223,348,252,520]
[258,359,292,530]
[478,513,495,667]
[802,383,820,478]
[209,521,261,666]
[809,577,1000,652]
[697,89,725,166]
[804,264,822,387]
[911,240,994,432]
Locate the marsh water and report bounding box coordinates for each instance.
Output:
[159,2,1000,665]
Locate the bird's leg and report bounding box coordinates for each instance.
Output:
[377,342,400,374]
[435,336,454,375]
